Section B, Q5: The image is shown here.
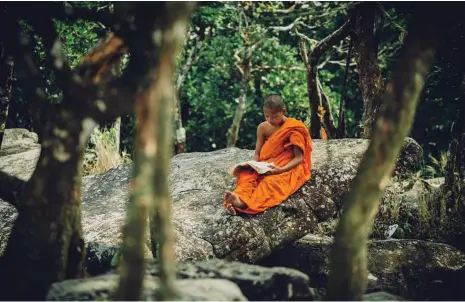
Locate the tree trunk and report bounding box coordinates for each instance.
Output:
[445,74,465,214]
[326,10,440,301]
[174,26,208,154]
[113,116,121,154]
[227,53,251,147]
[352,2,385,138]
[115,2,194,301]
[0,107,88,300]
[338,37,353,138]
[0,11,127,299]
[300,17,354,139]
[0,43,13,149]
[319,80,338,138]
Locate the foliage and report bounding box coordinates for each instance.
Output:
[4,1,460,166]
[424,151,448,178]
[83,126,131,176]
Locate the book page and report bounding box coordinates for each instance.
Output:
[234,160,273,175]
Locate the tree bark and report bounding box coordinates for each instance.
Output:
[338,36,353,138]
[0,6,144,299]
[174,26,208,154]
[0,45,13,149]
[445,74,465,214]
[113,116,121,154]
[326,10,440,301]
[0,107,88,300]
[352,2,385,138]
[319,80,338,138]
[227,51,252,147]
[301,17,354,139]
[115,2,194,301]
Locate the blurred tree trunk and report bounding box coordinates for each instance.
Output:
[326,8,440,301]
[352,2,385,138]
[115,3,194,301]
[0,4,158,299]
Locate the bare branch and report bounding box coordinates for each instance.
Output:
[298,39,309,69]
[273,3,296,14]
[269,17,302,32]
[311,16,355,59]
[176,26,209,90]
[0,170,26,208]
[252,65,306,73]
[294,28,319,45]
[251,17,302,51]
[234,50,245,76]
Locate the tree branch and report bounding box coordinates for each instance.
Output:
[0,170,27,208]
[252,65,306,73]
[176,26,209,90]
[326,7,441,300]
[311,16,355,59]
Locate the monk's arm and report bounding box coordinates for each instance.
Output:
[277,146,303,173]
[253,123,266,161]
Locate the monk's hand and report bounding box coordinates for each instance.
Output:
[252,154,260,161]
[266,163,283,175]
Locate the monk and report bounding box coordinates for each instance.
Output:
[223,94,313,215]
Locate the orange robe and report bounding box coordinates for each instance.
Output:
[232,118,312,214]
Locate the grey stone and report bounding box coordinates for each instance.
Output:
[46,274,247,301]
[259,236,465,300]
[393,137,423,180]
[363,291,406,301]
[0,133,423,267]
[0,128,40,180]
[145,259,313,301]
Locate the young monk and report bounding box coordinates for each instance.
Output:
[223,94,312,215]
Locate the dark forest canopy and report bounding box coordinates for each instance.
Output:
[2,1,463,174]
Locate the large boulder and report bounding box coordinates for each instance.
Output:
[47,275,247,301]
[0,128,40,180]
[48,259,312,301]
[374,178,438,239]
[0,129,40,255]
[146,259,313,301]
[259,235,465,300]
[0,131,423,266]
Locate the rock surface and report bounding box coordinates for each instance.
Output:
[0,130,423,265]
[47,275,247,301]
[0,128,40,180]
[259,235,465,300]
[146,259,313,301]
[48,259,312,301]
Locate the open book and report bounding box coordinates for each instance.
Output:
[232,160,274,176]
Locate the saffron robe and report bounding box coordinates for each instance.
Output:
[232,118,312,214]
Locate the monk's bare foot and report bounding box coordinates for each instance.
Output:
[224,191,248,211]
[224,203,237,215]
[224,191,234,203]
